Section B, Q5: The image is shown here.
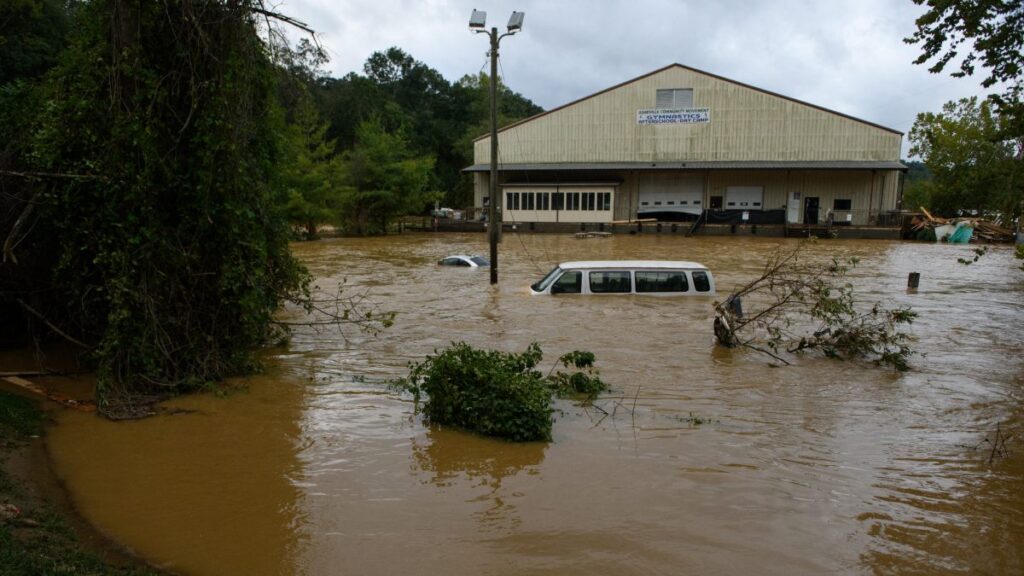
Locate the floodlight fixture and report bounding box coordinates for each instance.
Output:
[470,8,526,285]
[469,9,487,29]
[507,11,524,33]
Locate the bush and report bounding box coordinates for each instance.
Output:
[400,343,608,441]
[547,350,606,399]
[402,342,552,441]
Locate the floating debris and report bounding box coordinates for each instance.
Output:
[574,231,612,239]
[910,207,1015,243]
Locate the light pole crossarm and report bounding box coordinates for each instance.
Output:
[469,10,524,286]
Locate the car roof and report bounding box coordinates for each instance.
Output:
[556,260,709,270]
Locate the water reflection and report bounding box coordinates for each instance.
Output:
[412,426,547,531]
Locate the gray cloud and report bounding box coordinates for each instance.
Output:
[279,0,1000,158]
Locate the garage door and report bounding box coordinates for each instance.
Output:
[638,173,704,216]
[724,186,764,211]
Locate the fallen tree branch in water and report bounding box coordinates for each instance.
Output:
[713,241,916,370]
[275,282,395,341]
[971,422,1014,465]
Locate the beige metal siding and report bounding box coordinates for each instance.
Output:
[475,66,901,165]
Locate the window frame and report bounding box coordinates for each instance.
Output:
[588,271,632,294]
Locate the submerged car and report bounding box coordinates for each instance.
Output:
[530,260,715,295]
[438,255,490,267]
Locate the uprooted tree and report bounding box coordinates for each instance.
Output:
[713,243,917,370]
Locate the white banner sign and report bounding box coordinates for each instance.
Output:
[637,107,711,125]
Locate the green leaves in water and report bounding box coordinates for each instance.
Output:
[397,343,607,442]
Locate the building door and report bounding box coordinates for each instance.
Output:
[710,196,723,210]
[804,197,819,224]
[637,173,705,219]
[724,186,764,210]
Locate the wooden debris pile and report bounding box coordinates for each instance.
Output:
[910,207,1015,243]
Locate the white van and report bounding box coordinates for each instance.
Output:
[529,261,715,296]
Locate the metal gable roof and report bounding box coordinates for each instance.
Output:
[473,63,904,143]
[463,160,908,172]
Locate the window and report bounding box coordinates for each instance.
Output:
[506,192,520,210]
[551,271,582,294]
[553,192,564,210]
[589,271,631,293]
[524,192,535,210]
[833,199,852,210]
[539,192,550,210]
[567,192,580,210]
[582,192,595,210]
[691,271,711,292]
[599,192,611,210]
[470,257,490,266]
[656,88,693,109]
[636,271,689,293]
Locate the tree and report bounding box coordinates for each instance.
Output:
[280,97,348,239]
[0,0,74,85]
[449,72,543,206]
[906,0,1023,132]
[312,50,544,211]
[1,1,310,415]
[341,118,437,234]
[909,97,1022,216]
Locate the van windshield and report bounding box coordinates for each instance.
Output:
[531,266,563,292]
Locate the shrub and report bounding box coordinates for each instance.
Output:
[547,350,607,400]
[400,342,607,442]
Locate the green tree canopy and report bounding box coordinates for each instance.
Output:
[312,48,542,211]
[2,1,310,412]
[280,97,348,239]
[906,0,1023,131]
[341,118,437,234]
[909,97,1022,217]
[0,0,73,84]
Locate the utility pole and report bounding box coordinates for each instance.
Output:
[470,9,524,285]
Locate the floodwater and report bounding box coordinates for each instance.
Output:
[44,234,1023,575]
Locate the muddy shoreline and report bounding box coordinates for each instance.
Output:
[3,429,157,568]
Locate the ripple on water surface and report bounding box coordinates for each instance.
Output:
[46,234,1024,575]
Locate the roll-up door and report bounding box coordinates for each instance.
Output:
[724,186,764,211]
[638,173,704,218]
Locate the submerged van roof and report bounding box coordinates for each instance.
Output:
[556,260,709,270]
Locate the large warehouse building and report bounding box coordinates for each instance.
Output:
[467,64,906,234]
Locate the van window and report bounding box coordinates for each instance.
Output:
[692,271,711,292]
[551,271,582,294]
[589,271,631,293]
[636,271,689,293]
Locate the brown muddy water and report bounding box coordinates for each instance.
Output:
[43,234,1023,575]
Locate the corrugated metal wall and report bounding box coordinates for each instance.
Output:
[475,66,901,164]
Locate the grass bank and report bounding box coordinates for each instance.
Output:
[0,389,156,575]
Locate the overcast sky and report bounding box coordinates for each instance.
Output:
[277,0,1001,159]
